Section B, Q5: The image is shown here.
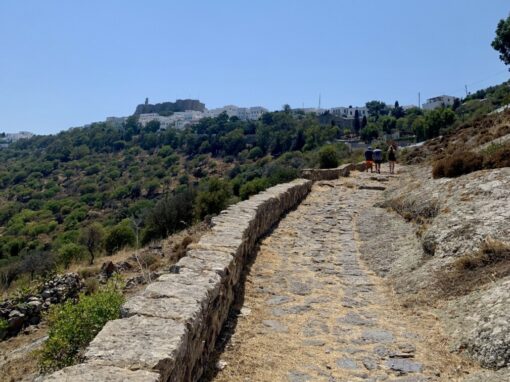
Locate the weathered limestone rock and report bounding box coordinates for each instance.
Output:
[85,315,187,381]
[41,364,161,382]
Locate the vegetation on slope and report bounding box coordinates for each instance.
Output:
[0,110,347,290]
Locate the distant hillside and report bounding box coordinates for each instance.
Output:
[0,109,345,289]
[134,99,205,115]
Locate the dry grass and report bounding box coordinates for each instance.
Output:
[432,151,483,179]
[379,195,439,225]
[435,238,510,299]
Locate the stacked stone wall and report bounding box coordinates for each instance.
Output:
[300,163,354,181]
[43,178,312,382]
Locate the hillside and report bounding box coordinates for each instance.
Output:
[2,80,510,292]
[0,110,345,291]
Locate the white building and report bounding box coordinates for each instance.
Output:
[137,103,268,130]
[138,111,205,130]
[422,95,458,110]
[5,131,34,141]
[330,106,369,118]
[205,105,268,120]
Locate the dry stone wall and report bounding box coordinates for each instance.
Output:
[300,163,354,181]
[42,179,312,382]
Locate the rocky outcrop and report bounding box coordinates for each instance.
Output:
[363,165,510,373]
[0,273,82,339]
[300,163,354,181]
[445,278,510,370]
[43,179,312,382]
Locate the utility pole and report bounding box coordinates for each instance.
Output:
[318,94,321,110]
[465,85,469,97]
[418,92,421,109]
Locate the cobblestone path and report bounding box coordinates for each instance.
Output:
[210,172,474,382]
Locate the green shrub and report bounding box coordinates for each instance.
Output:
[141,188,194,244]
[318,145,339,169]
[104,221,136,255]
[59,243,85,268]
[194,178,232,219]
[239,177,270,200]
[248,146,264,160]
[38,282,124,372]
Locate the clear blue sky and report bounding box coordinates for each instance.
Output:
[0,0,509,134]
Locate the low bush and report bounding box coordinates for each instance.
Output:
[104,221,136,255]
[318,145,339,169]
[454,238,510,271]
[379,196,439,225]
[82,277,99,295]
[432,151,483,178]
[38,281,124,372]
[433,143,510,179]
[239,177,270,200]
[482,142,510,169]
[194,178,231,219]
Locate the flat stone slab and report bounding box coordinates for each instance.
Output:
[121,294,203,323]
[272,305,311,317]
[336,358,359,369]
[266,295,293,305]
[40,364,161,381]
[338,312,375,326]
[262,320,289,333]
[386,358,423,374]
[85,315,187,379]
[287,371,312,381]
[356,329,394,344]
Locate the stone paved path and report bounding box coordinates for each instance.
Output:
[210,171,474,382]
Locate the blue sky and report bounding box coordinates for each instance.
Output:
[0,0,509,134]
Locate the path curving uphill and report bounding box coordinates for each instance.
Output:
[208,170,478,382]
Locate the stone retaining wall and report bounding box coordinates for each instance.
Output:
[300,163,354,181]
[43,179,313,382]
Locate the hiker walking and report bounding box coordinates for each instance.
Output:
[388,144,397,174]
[373,148,382,174]
[364,146,374,173]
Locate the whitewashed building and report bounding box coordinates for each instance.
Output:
[422,95,458,110]
[205,105,268,120]
[330,106,369,118]
[138,111,205,130]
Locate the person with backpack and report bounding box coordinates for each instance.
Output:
[373,148,382,174]
[388,144,397,174]
[364,147,374,173]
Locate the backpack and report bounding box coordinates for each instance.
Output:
[373,149,382,161]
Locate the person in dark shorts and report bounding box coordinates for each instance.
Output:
[388,145,397,174]
[364,147,374,173]
[373,148,382,174]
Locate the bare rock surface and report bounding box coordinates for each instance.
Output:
[358,165,510,378]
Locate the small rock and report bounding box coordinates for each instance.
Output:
[266,296,292,305]
[357,329,394,344]
[385,358,423,374]
[336,358,359,369]
[216,360,228,370]
[262,320,288,333]
[287,371,311,382]
[362,357,378,370]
